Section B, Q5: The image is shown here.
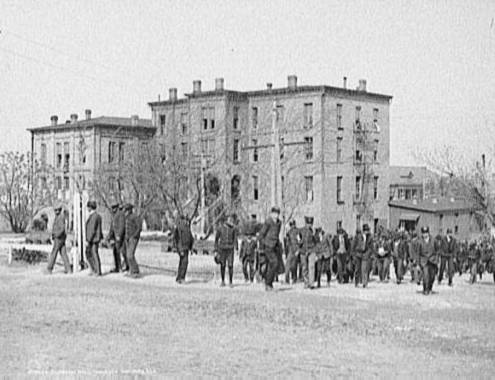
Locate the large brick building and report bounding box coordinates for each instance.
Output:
[149,75,392,233]
[28,110,154,227]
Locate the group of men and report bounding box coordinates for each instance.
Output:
[46,200,142,278]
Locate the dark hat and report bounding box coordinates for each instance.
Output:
[289,220,296,227]
[86,200,97,210]
[110,201,120,209]
[421,226,430,233]
[54,203,63,211]
[304,216,314,225]
[362,224,370,232]
[124,203,134,211]
[270,206,280,214]
[446,228,453,234]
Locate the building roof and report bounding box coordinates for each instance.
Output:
[148,84,393,107]
[389,197,476,214]
[28,116,154,132]
[389,165,428,186]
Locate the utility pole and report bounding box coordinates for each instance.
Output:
[271,101,283,209]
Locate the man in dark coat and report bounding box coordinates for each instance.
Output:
[352,224,374,288]
[85,200,103,276]
[438,228,457,286]
[173,212,194,284]
[107,201,128,273]
[392,232,408,284]
[299,216,317,288]
[240,225,257,283]
[284,220,300,284]
[258,206,282,291]
[417,226,437,295]
[332,227,350,284]
[215,213,238,287]
[46,204,72,274]
[124,204,142,278]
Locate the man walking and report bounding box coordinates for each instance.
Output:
[299,216,317,288]
[258,207,282,291]
[85,200,103,276]
[173,212,194,284]
[352,224,374,288]
[439,228,457,286]
[417,226,437,295]
[215,214,238,287]
[124,204,142,278]
[284,220,300,284]
[332,227,349,284]
[46,204,72,274]
[107,201,128,273]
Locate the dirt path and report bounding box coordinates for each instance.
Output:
[1,256,494,378]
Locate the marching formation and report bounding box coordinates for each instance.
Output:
[45,202,495,295]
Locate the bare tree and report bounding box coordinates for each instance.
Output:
[0,151,56,232]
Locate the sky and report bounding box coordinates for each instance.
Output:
[0,0,494,165]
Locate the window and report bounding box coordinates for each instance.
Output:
[209,107,215,129]
[56,176,62,190]
[304,103,313,128]
[374,139,379,162]
[373,176,379,200]
[398,188,405,200]
[355,176,362,201]
[356,214,361,231]
[233,139,240,163]
[159,114,166,135]
[64,176,70,190]
[77,175,85,190]
[252,107,258,129]
[304,137,313,160]
[355,106,361,129]
[337,104,343,130]
[276,105,285,122]
[56,143,62,168]
[279,137,284,159]
[181,142,188,159]
[209,138,216,158]
[202,107,208,130]
[119,142,125,162]
[405,189,411,200]
[337,220,343,231]
[181,113,188,134]
[337,176,343,203]
[63,142,70,171]
[108,141,116,163]
[201,138,208,155]
[40,143,47,164]
[374,218,379,233]
[305,176,314,202]
[373,108,379,123]
[355,150,362,163]
[253,176,259,200]
[337,137,342,163]
[252,139,258,162]
[454,225,459,234]
[233,107,239,130]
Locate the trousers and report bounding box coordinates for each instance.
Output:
[422,262,436,292]
[86,242,101,275]
[113,240,128,271]
[284,250,298,283]
[376,256,390,281]
[177,250,189,281]
[264,247,279,287]
[438,256,454,284]
[335,254,346,283]
[47,238,71,273]
[393,257,405,283]
[126,238,140,275]
[353,256,369,287]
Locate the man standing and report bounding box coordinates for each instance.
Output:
[124,204,142,278]
[439,228,457,286]
[46,204,72,274]
[393,232,408,284]
[417,226,437,295]
[215,214,238,287]
[299,216,317,288]
[284,220,300,284]
[85,200,103,276]
[240,228,257,283]
[107,202,127,273]
[332,227,349,284]
[173,212,194,284]
[258,207,282,291]
[352,224,374,288]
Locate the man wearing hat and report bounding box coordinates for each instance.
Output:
[417,226,437,295]
[124,203,142,278]
[85,200,103,276]
[332,227,350,284]
[351,224,374,288]
[299,216,317,288]
[107,201,128,273]
[258,206,282,291]
[240,215,258,282]
[284,220,300,284]
[439,228,457,286]
[46,204,72,274]
[173,211,194,284]
[215,213,238,287]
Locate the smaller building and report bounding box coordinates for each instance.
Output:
[389,166,428,201]
[388,197,482,239]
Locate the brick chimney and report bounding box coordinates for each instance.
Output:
[193,80,202,94]
[343,76,347,89]
[131,115,139,126]
[169,88,178,101]
[215,78,224,91]
[266,83,273,90]
[357,79,367,92]
[288,75,297,90]
[85,109,92,120]
[70,114,78,124]
[50,115,58,126]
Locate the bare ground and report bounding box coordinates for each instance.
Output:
[0,242,494,378]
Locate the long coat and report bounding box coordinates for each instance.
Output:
[125,212,142,241]
[108,209,126,242]
[258,217,281,250]
[352,232,374,260]
[417,236,437,267]
[52,213,66,240]
[86,212,103,244]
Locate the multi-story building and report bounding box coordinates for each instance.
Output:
[389,166,428,201]
[149,75,392,233]
[28,110,154,227]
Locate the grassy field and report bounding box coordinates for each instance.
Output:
[1,241,494,378]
